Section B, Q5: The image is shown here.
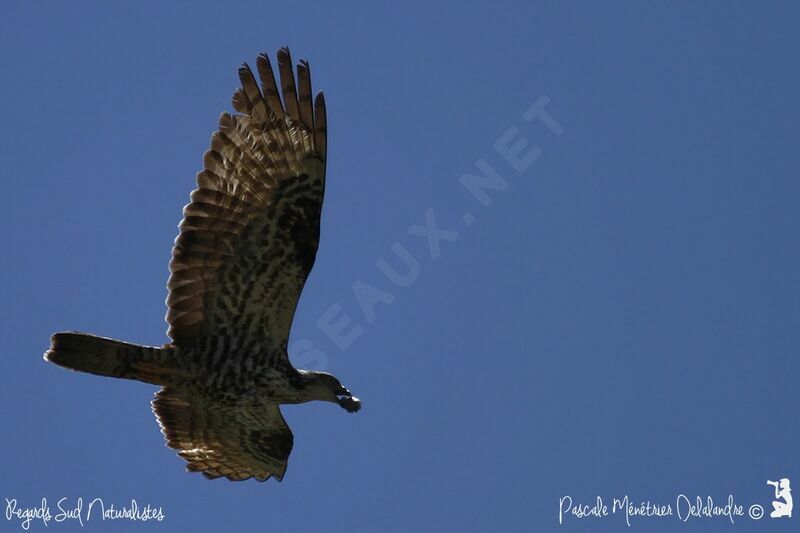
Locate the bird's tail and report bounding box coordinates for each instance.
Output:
[44,332,176,386]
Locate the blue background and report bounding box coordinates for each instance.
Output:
[2,2,799,532]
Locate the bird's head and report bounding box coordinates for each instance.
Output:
[301,371,361,412]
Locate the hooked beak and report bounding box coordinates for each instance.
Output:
[336,387,361,413]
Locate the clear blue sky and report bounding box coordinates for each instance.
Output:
[2,2,799,532]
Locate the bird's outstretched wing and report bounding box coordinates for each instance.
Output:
[166,48,327,355]
[152,387,293,481]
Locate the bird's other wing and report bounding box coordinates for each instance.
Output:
[166,48,327,357]
[152,387,294,482]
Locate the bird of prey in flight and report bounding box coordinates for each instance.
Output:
[44,48,361,482]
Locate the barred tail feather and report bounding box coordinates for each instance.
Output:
[44,332,174,386]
